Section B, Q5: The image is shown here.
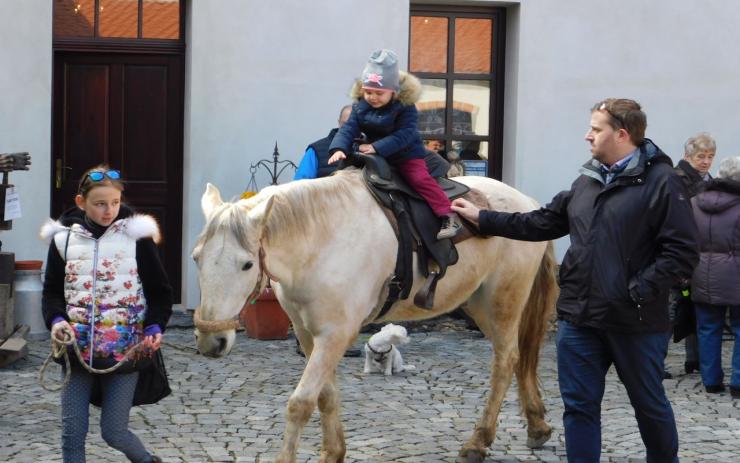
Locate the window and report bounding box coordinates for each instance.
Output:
[54,0,182,41]
[410,6,506,178]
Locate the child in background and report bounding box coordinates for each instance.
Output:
[328,49,462,240]
[41,165,172,463]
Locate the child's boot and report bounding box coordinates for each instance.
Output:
[437,213,462,240]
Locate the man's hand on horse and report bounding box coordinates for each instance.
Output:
[358,144,376,154]
[328,151,346,164]
[451,198,481,227]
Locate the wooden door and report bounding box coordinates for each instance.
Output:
[52,52,184,301]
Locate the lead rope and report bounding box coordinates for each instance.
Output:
[39,327,147,392]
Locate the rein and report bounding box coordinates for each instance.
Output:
[39,328,148,392]
[193,244,276,334]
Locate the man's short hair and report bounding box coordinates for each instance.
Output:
[338,105,352,122]
[591,98,647,146]
[717,156,740,182]
[684,132,716,158]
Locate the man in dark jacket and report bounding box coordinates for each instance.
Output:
[293,105,352,180]
[452,99,699,463]
[671,133,716,374]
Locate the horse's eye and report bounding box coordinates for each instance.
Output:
[242,261,254,271]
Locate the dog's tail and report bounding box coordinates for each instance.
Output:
[383,324,410,345]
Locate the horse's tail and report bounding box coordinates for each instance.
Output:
[516,240,558,403]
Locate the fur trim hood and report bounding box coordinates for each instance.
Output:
[39,213,161,244]
[350,71,422,106]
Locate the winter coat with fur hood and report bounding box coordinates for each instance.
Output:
[329,71,426,163]
[40,205,173,371]
[690,178,740,306]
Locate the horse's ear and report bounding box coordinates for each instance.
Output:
[201,183,224,220]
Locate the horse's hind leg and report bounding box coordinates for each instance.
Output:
[458,287,527,463]
[318,375,346,462]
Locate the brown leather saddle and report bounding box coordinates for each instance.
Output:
[347,153,471,318]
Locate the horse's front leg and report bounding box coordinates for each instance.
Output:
[276,333,352,463]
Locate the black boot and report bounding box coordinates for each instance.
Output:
[685,361,699,374]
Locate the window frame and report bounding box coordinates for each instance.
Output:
[410,4,506,179]
[53,0,185,53]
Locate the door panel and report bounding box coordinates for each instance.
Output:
[52,52,183,302]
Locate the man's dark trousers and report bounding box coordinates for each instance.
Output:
[556,320,679,463]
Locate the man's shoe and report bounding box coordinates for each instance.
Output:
[705,384,725,393]
[731,386,740,399]
[684,361,699,374]
[437,214,462,240]
[151,456,163,463]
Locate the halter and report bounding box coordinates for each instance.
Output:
[193,243,277,333]
[366,342,393,362]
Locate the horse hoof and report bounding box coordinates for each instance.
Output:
[457,448,486,463]
[526,426,552,448]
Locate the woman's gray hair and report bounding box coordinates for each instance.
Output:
[684,132,716,157]
[717,156,740,181]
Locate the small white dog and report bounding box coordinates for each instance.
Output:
[363,323,415,376]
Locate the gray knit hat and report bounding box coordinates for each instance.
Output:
[361,49,400,92]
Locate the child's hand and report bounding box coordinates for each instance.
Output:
[51,320,73,342]
[328,151,346,164]
[358,144,376,154]
[142,333,163,353]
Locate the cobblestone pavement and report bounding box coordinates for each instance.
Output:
[1,316,738,462]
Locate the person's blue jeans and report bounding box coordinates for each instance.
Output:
[694,303,740,388]
[556,320,679,463]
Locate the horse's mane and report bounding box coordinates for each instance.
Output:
[262,169,363,247]
[196,201,255,254]
[196,170,364,253]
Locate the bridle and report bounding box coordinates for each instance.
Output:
[366,342,393,362]
[193,243,277,333]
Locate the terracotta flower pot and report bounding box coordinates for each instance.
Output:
[239,287,290,340]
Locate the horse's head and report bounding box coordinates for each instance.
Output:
[192,183,271,357]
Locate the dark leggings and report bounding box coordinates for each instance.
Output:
[61,368,152,463]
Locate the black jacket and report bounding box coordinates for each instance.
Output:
[674,159,709,198]
[479,140,699,333]
[307,128,340,178]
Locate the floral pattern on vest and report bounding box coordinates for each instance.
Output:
[51,217,156,364]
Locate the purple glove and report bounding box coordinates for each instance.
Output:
[144,324,162,337]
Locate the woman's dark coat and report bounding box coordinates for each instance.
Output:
[690,178,740,306]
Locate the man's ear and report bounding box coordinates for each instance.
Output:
[201,183,224,221]
[617,128,631,143]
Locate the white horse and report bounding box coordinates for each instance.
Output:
[192,169,558,463]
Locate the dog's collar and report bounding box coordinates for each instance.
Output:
[367,342,392,362]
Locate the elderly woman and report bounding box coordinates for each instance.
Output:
[676,133,716,193]
[672,133,717,376]
[690,156,740,398]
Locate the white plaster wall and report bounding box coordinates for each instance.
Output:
[6,0,740,307]
[474,0,740,258]
[0,0,52,262]
[183,0,410,307]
